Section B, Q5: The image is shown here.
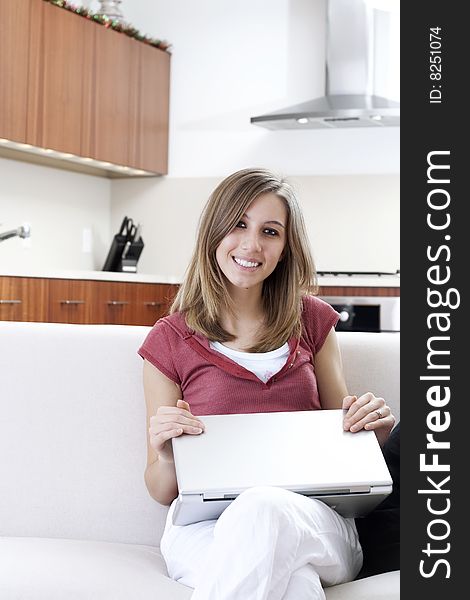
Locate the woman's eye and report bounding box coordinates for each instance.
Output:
[264,228,278,237]
[235,221,246,229]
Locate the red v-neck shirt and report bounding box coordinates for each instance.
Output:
[138,295,339,416]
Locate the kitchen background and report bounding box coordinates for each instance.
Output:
[0,0,399,281]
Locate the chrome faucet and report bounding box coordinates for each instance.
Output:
[0,224,31,243]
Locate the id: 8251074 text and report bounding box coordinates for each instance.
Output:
[429,27,443,104]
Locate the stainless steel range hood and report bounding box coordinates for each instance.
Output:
[251,0,399,130]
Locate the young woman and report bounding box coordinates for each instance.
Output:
[139,168,395,600]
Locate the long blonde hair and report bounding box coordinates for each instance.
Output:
[171,168,317,351]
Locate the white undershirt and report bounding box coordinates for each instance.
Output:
[209,341,290,383]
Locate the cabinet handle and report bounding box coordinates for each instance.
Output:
[0,299,22,305]
[144,301,165,307]
[60,300,85,305]
[107,301,130,306]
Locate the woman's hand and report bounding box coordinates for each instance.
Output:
[342,392,395,447]
[148,399,205,463]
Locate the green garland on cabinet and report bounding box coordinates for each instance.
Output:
[43,0,171,52]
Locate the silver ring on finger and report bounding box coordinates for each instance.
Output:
[375,408,384,419]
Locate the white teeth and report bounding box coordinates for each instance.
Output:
[234,257,260,268]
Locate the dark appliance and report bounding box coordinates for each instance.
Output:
[332,302,380,332]
[320,295,400,333]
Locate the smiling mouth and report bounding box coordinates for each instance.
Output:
[233,257,261,269]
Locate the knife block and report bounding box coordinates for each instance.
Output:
[120,238,144,273]
[102,236,144,273]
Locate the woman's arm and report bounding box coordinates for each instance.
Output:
[314,328,349,409]
[143,359,205,506]
[315,328,395,446]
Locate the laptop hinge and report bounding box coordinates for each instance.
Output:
[202,486,371,501]
[203,493,238,502]
[301,485,371,497]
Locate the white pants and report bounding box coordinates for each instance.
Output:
[160,486,362,600]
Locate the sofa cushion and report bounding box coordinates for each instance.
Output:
[337,332,400,421]
[0,537,398,600]
[0,322,167,546]
[0,537,193,600]
[326,571,399,599]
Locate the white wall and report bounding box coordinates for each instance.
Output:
[0,159,111,272]
[111,174,399,279]
[289,174,399,272]
[99,0,400,177]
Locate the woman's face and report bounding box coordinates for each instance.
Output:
[215,192,287,295]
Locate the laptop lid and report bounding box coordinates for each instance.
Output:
[172,409,392,501]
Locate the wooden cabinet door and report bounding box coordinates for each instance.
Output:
[35,1,93,155]
[131,283,178,326]
[25,0,45,147]
[92,281,135,325]
[133,44,170,174]
[0,276,48,322]
[0,0,32,143]
[48,279,93,324]
[92,27,138,166]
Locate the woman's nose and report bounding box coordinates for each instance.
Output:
[240,231,262,252]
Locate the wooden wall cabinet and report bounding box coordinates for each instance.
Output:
[0,0,31,144]
[134,41,171,173]
[35,1,95,156]
[93,24,138,167]
[0,277,178,326]
[0,0,170,175]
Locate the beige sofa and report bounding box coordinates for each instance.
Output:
[0,321,399,599]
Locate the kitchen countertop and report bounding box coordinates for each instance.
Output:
[0,269,400,287]
[316,274,399,288]
[0,269,181,284]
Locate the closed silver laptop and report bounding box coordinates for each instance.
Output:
[171,409,392,526]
